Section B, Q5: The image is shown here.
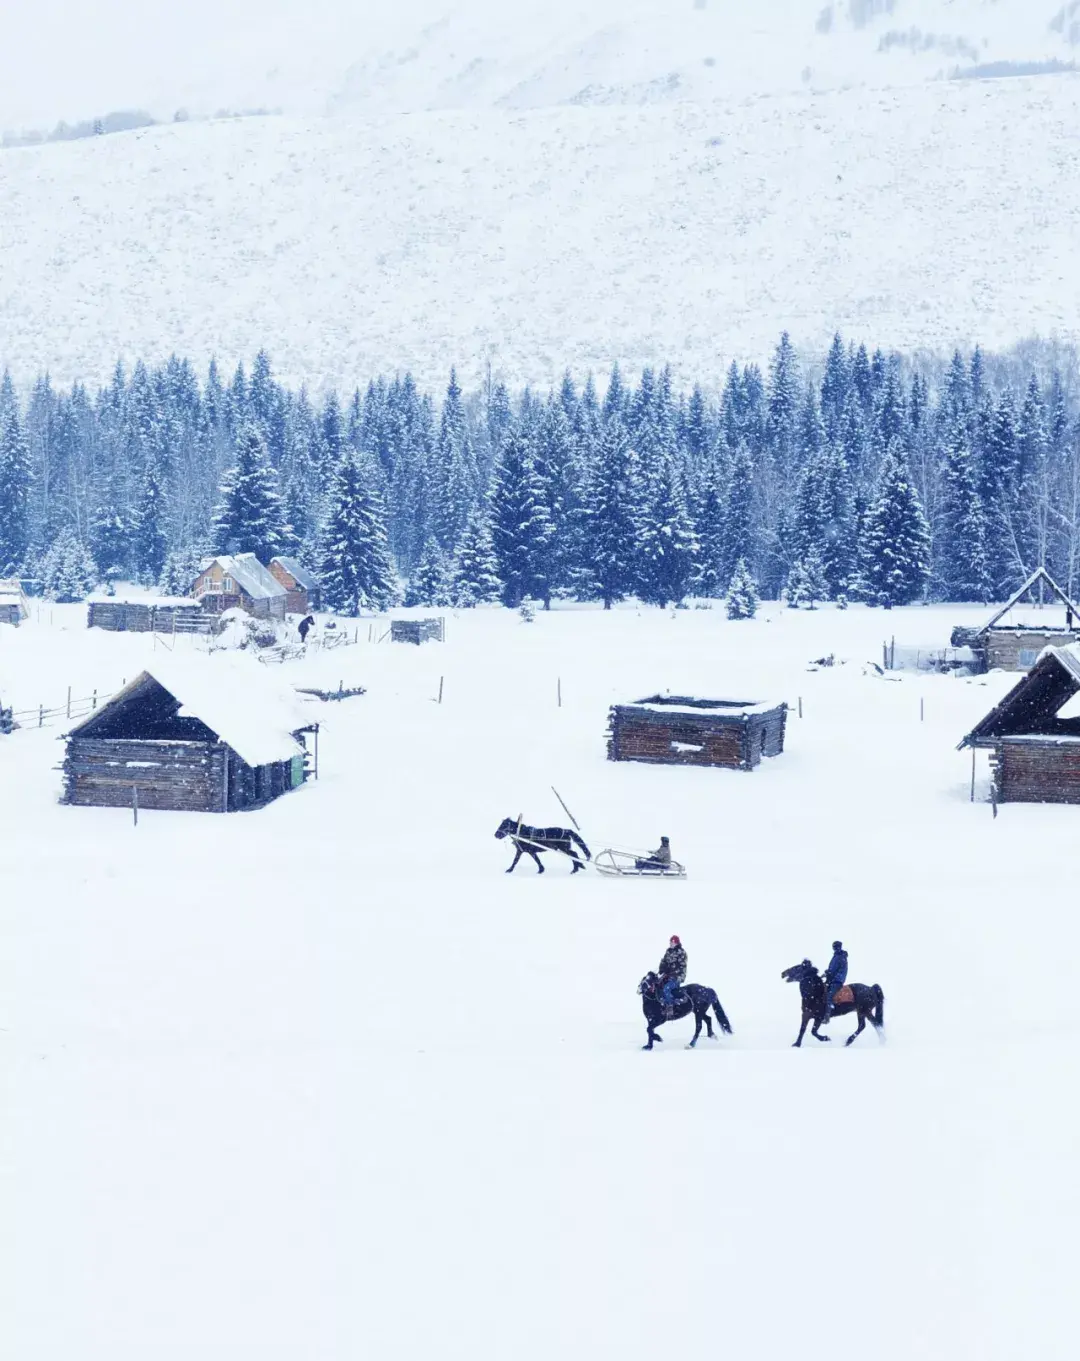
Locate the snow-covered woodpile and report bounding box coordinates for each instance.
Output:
[192,555,287,621]
[391,618,444,645]
[61,663,316,814]
[961,645,1080,805]
[606,695,787,771]
[86,599,213,633]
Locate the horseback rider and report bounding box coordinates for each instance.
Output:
[821,940,848,1022]
[658,934,688,1018]
[636,836,672,872]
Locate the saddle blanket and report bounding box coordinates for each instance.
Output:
[832,985,854,1006]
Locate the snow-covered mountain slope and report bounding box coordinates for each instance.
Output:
[2,73,1078,390]
[2,0,1077,129]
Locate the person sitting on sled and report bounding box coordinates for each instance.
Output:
[658,934,687,1017]
[636,836,672,872]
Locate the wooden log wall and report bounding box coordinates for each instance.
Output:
[63,737,227,812]
[997,740,1080,804]
[986,629,1080,671]
[87,602,215,634]
[607,703,787,770]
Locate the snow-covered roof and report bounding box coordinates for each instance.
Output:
[198,554,286,601]
[86,592,202,607]
[271,557,317,591]
[68,656,314,767]
[973,568,1080,637]
[960,644,1080,749]
[629,700,780,718]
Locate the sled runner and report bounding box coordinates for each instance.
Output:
[593,848,687,879]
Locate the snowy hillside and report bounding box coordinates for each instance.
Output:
[2,72,1078,390]
[2,0,1077,129]
[4,600,1078,1359]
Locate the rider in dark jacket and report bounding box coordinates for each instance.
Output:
[821,941,848,1022]
[658,936,688,1016]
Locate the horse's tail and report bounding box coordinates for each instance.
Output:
[712,994,733,1035]
[872,985,884,1029]
[569,830,591,861]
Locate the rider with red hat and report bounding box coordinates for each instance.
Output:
[658,935,688,1018]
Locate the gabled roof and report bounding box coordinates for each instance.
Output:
[67,657,312,767]
[959,644,1080,749]
[197,554,286,601]
[271,557,317,591]
[972,568,1080,637]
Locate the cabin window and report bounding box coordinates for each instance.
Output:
[1018,648,1038,668]
[222,576,234,592]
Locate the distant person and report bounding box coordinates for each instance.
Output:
[298,614,315,643]
[636,836,672,872]
[821,940,849,1023]
[658,934,688,1018]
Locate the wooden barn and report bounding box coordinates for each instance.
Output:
[0,578,29,625]
[87,598,212,633]
[960,645,1080,804]
[607,695,787,771]
[192,554,287,621]
[269,557,321,614]
[951,569,1079,673]
[62,662,317,813]
[391,617,444,645]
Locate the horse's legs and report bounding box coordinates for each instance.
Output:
[689,1010,703,1048]
[812,1015,831,1042]
[506,846,523,873]
[703,1012,715,1039]
[793,1009,811,1047]
[526,847,545,874]
[845,1010,868,1047]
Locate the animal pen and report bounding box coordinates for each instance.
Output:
[960,645,1080,805]
[87,599,214,633]
[606,696,787,770]
[390,617,445,645]
[61,664,318,813]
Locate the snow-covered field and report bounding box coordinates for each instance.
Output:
[2,70,1079,391]
[3,601,1077,1358]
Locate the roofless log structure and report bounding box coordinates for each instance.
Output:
[951,569,1080,673]
[960,645,1080,805]
[607,695,787,771]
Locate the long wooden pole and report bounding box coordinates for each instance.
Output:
[551,786,581,831]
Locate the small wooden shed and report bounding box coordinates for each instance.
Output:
[192,554,287,621]
[391,617,444,645]
[959,645,1080,804]
[607,695,787,770]
[0,578,29,625]
[270,557,321,614]
[952,569,1080,672]
[62,662,317,813]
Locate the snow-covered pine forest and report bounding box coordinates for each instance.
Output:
[1,334,1077,611]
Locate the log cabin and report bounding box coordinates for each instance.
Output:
[959,645,1080,804]
[192,554,287,621]
[269,557,321,614]
[951,568,1079,672]
[607,695,787,771]
[62,662,317,813]
[0,578,29,625]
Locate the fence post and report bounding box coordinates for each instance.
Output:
[557,677,562,708]
[38,704,43,727]
[92,690,97,710]
[798,696,803,719]
[920,697,925,722]
[132,785,139,827]
[66,686,71,719]
[970,746,976,803]
[438,676,444,705]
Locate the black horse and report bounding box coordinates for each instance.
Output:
[494,818,592,874]
[638,972,733,1050]
[781,959,885,1047]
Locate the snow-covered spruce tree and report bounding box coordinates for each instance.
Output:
[213,425,289,563]
[725,558,759,620]
[449,508,502,607]
[635,454,698,606]
[936,420,993,602]
[722,440,755,585]
[815,445,857,597]
[405,537,452,607]
[858,439,931,606]
[581,420,640,609]
[787,544,829,609]
[158,543,206,597]
[0,403,32,574]
[319,453,398,615]
[489,428,552,608]
[532,400,583,605]
[41,527,98,602]
[132,456,169,584]
[692,455,728,598]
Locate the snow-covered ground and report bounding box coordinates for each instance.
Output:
[2,69,1079,391]
[2,600,1077,1358]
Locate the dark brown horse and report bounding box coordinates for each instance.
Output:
[782,959,885,1047]
[494,818,591,873]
